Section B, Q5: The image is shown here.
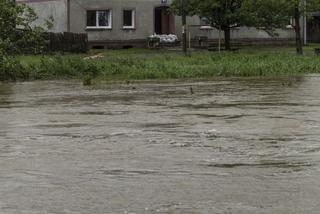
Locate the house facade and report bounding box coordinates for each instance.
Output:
[19,0,298,48]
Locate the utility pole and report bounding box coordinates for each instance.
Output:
[181,0,187,55]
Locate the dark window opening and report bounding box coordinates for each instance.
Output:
[87,10,96,27]
[123,10,134,28]
[86,10,111,28]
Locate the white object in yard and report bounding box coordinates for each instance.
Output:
[83,53,104,60]
[200,26,214,30]
[149,34,179,44]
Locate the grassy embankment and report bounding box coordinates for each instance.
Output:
[9,44,320,81]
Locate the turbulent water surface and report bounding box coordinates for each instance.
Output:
[1,76,320,214]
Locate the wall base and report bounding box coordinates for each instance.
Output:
[89,38,296,49]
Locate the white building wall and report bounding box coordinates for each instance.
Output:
[21,0,296,45]
[179,16,295,41]
[18,0,67,32]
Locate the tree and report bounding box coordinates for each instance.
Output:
[0,0,52,80]
[0,0,50,55]
[244,0,320,55]
[171,0,249,50]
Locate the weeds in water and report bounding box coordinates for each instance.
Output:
[83,75,93,86]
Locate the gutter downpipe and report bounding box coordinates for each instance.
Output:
[66,0,70,32]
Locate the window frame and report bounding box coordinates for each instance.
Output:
[86,9,112,29]
[122,9,135,29]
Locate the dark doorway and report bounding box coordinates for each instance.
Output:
[154,6,175,35]
[307,16,320,43]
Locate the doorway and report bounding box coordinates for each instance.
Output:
[307,16,320,43]
[154,6,175,35]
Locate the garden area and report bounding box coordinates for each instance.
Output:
[1,0,320,82]
[7,45,319,83]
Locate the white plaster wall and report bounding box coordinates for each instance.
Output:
[20,0,67,32]
[182,16,295,41]
[21,0,295,42]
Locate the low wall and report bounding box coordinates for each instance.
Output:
[192,38,296,48]
[88,38,295,49]
[88,39,147,49]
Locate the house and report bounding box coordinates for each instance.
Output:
[18,0,300,48]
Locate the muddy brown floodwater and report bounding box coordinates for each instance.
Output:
[1,76,320,214]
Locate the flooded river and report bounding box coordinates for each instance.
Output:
[1,76,320,214]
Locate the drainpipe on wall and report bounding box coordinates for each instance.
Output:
[303,0,307,45]
[66,0,70,32]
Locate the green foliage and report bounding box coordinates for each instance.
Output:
[2,47,320,81]
[98,50,320,79]
[243,0,320,54]
[28,55,100,79]
[0,0,55,81]
[174,0,248,28]
[0,0,47,55]
[171,0,250,50]
[242,0,290,30]
[83,75,93,86]
[171,0,320,53]
[0,55,27,81]
[17,47,320,81]
[244,0,320,29]
[45,16,54,30]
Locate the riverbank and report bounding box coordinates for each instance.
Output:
[2,45,320,81]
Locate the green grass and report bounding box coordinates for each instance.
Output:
[10,44,320,81]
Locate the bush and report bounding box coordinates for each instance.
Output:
[4,47,320,82]
[0,56,28,81]
[27,55,101,79]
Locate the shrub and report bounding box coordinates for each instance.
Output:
[27,55,102,79]
[0,56,27,81]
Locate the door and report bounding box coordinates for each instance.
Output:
[154,7,175,35]
[307,16,320,43]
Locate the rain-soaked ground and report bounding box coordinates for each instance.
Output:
[1,75,320,214]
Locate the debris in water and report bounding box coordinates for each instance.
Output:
[190,86,194,94]
[83,75,93,86]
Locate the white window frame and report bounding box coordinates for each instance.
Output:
[86,10,112,29]
[123,9,135,29]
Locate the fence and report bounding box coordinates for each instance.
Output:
[44,32,88,53]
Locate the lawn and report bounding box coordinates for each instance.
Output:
[14,44,320,82]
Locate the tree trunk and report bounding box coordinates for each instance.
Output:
[294,7,303,55]
[224,27,231,51]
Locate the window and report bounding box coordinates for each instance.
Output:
[123,9,135,29]
[86,10,112,29]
